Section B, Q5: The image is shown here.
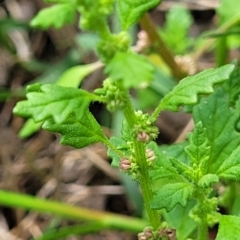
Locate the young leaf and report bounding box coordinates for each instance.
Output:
[159,64,234,111]
[184,121,210,168]
[161,6,193,54]
[151,182,193,212]
[198,174,219,188]
[117,0,160,30]
[30,3,76,29]
[56,62,103,88]
[18,119,42,139]
[216,215,240,240]
[43,111,107,148]
[170,158,193,181]
[217,145,240,180]
[193,88,240,172]
[105,52,155,88]
[13,84,95,124]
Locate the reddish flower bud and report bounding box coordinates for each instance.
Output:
[137,131,150,142]
[119,158,131,171]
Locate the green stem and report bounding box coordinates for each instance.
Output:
[215,36,228,67]
[0,190,147,233]
[195,191,210,240]
[140,13,186,80]
[197,222,208,240]
[123,97,160,230]
[150,103,164,123]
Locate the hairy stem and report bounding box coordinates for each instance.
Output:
[103,138,126,158]
[197,222,208,240]
[150,103,164,122]
[195,191,212,240]
[123,97,160,230]
[140,13,186,80]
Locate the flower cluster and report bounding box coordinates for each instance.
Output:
[134,111,159,143]
[94,78,128,112]
[138,226,176,240]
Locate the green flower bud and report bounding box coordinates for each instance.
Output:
[93,88,107,96]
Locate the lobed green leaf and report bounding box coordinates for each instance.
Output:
[13,84,95,124]
[151,182,193,212]
[105,52,155,88]
[30,3,76,29]
[193,88,240,173]
[217,145,240,180]
[43,111,107,148]
[184,121,210,171]
[117,0,161,30]
[159,64,235,111]
[216,215,240,240]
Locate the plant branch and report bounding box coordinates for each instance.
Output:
[140,13,187,80]
[123,97,161,230]
[103,138,126,158]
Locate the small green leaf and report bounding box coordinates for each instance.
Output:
[161,6,193,54]
[184,122,210,170]
[18,119,42,139]
[216,215,240,240]
[13,84,94,124]
[117,0,161,30]
[217,145,240,180]
[56,62,103,88]
[170,158,193,181]
[151,182,193,212]
[159,64,235,111]
[30,4,76,29]
[105,52,155,88]
[43,111,107,148]
[198,174,219,188]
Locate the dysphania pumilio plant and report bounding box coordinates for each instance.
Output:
[11,0,240,239]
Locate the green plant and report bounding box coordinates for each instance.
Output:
[5,0,240,239]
